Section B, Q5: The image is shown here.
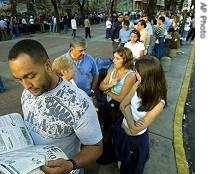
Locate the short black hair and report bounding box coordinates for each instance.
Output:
[123,20,130,26]
[158,16,165,23]
[139,19,147,28]
[8,39,49,64]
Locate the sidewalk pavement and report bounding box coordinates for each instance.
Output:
[0,23,195,174]
[86,42,195,174]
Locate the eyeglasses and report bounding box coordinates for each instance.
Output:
[75,48,87,52]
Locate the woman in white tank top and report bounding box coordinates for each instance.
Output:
[119,55,167,174]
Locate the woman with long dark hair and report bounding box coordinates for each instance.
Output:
[119,55,167,174]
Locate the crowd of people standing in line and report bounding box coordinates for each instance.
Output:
[0,12,106,42]
[6,35,167,174]
[106,10,195,60]
[2,8,194,174]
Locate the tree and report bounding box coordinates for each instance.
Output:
[145,0,157,18]
[103,0,115,16]
[110,0,115,15]
[10,0,17,15]
[50,0,61,32]
[190,0,195,10]
[76,0,85,25]
[178,0,185,11]
[165,0,176,11]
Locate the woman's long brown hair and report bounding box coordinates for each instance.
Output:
[135,55,167,111]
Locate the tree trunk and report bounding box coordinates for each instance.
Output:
[110,0,115,15]
[50,0,61,32]
[190,0,195,10]
[10,0,17,16]
[77,0,85,26]
[179,0,185,11]
[146,0,156,18]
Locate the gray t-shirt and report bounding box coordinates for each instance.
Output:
[21,80,102,159]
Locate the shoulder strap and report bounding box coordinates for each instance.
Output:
[121,70,134,81]
[109,68,116,83]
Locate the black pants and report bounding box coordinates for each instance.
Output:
[186,28,195,41]
[102,100,122,131]
[72,29,76,37]
[85,27,91,38]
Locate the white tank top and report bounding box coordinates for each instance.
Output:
[123,91,165,135]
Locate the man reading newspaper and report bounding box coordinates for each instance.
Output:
[6,39,103,174]
[0,113,69,174]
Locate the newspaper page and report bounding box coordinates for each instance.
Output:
[0,145,68,174]
[0,113,34,155]
[0,113,79,174]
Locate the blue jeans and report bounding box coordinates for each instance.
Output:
[53,23,57,32]
[147,35,155,55]
[0,76,5,92]
[182,30,189,41]
[63,24,68,33]
[120,129,149,174]
[154,37,165,60]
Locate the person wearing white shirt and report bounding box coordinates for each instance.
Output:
[71,16,77,38]
[119,55,167,174]
[52,16,57,32]
[8,39,103,174]
[105,17,112,39]
[182,12,191,41]
[137,19,150,54]
[141,14,154,55]
[124,30,145,60]
[29,16,35,34]
[21,17,28,34]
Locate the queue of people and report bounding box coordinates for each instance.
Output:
[5,30,167,174]
[6,37,167,174]
[3,8,195,174]
[107,10,194,60]
[0,12,108,42]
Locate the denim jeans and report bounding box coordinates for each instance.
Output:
[0,76,5,92]
[154,37,165,60]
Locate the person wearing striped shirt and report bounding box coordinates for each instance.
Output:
[153,16,166,60]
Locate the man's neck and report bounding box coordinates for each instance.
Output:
[50,75,62,91]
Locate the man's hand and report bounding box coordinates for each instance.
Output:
[41,158,72,174]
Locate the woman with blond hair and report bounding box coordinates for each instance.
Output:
[52,56,76,86]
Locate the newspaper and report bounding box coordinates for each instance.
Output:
[0,113,77,174]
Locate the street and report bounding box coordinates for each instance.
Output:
[183,61,195,174]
